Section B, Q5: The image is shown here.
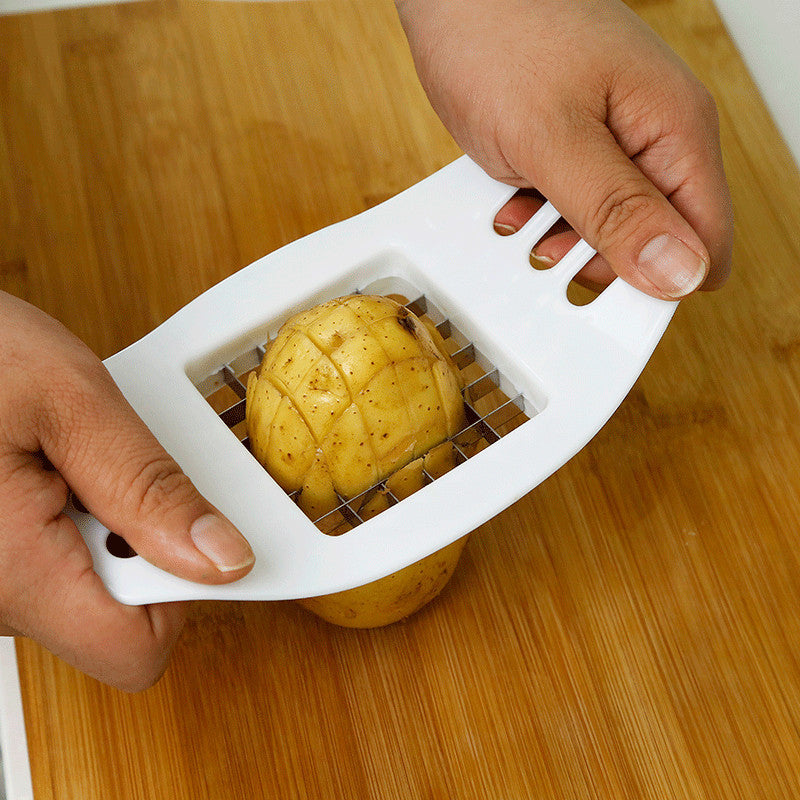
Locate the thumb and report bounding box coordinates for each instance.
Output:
[44,359,255,584]
[521,122,712,300]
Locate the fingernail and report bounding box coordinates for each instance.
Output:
[494,222,517,236]
[637,234,708,298]
[529,251,555,271]
[190,514,255,573]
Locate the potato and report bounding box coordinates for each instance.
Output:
[246,295,465,514]
[246,294,468,626]
[296,535,469,628]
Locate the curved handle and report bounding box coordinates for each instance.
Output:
[589,277,678,354]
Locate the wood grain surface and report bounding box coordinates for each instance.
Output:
[2,1,800,797]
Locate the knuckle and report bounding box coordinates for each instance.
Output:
[123,455,196,520]
[696,84,721,130]
[591,186,657,247]
[694,81,717,114]
[98,640,171,692]
[672,72,720,131]
[117,659,169,693]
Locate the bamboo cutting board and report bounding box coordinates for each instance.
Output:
[2,1,800,797]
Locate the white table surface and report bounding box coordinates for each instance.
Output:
[0,639,33,800]
[712,0,800,168]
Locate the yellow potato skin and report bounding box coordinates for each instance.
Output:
[296,536,469,628]
[246,295,465,517]
[246,294,468,627]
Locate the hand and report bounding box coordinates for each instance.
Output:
[396,0,733,298]
[0,292,255,691]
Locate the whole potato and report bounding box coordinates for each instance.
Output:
[245,294,468,626]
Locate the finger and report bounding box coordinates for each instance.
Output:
[39,358,255,585]
[494,195,618,288]
[6,514,187,691]
[531,228,617,289]
[493,189,545,234]
[624,99,733,292]
[519,113,715,299]
[653,158,733,292]
[530,228,578,270]
[0,454,187,691]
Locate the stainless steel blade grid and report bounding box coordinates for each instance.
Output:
[200,293,531,534]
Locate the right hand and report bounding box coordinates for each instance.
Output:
[0,291,255,691]
[396,0,734,298]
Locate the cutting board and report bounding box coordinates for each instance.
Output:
[2,1,800,797]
